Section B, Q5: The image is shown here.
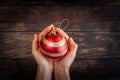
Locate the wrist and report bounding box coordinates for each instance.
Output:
[38,63,53,71]
[54,64,70,80]
[36,65,53,80]
[55,64,70,72]
[37,65,53,73]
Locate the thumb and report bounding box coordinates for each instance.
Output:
[32,34,39,52]
[64,38,78,60]
[69,38,78,51]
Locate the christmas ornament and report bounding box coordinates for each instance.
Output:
[40,19,69,59]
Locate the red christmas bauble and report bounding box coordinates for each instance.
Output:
[40,29,68,59]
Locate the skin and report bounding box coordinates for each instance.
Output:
[32,24,78,80]
[32,24,54,80]
[54,28,78,80]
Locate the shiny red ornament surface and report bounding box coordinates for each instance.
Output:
[40,29,68,59]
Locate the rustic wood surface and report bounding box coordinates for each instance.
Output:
[0,32,120,59]
[0,5,120,32]
[0,1,120,80]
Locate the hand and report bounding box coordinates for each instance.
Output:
[32,24,54,80]
[54,28,78,80]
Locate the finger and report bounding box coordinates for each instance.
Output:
[56,28,69,40]
[68,38,78,56]
[40,24,54,36]
[32,41,45,63]
[64,38,78,60]
[39,24,54,41]
[69,38,78,48]
[32,34,39,52]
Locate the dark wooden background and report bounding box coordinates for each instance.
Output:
[0,0,120,80]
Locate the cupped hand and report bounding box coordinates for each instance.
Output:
[54,28,78,69]
[32,24,54,70]
[53,28,78,80]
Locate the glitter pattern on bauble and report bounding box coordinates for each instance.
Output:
[40,29,68,59]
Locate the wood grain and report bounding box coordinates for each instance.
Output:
[0,2,120,80]
[0,0,118,6]
[0,59,120,80]
[0,5,120,31]
[0,32,120,59]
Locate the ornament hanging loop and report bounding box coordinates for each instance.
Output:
[59,19,69,31]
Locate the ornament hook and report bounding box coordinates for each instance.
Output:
[59,19,69,31]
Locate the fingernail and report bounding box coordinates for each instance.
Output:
[70,37,72,39]
[50,24,54,28]
[51,24,54,26]
[70,37,73,41]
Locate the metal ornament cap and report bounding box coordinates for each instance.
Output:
[40,29,68,59]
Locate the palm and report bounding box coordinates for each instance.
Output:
[54,48,76,69]
[54,28,78,69]
[32,24,55,70]
[35,50,53,69]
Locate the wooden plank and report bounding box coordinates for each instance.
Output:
[0,59,120,80]
[0,0,119,6]
[0,0,118,6]
[0,32,120,59]
[0,5,120,31]
[0,59,36,80]
[71,59,120,80]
